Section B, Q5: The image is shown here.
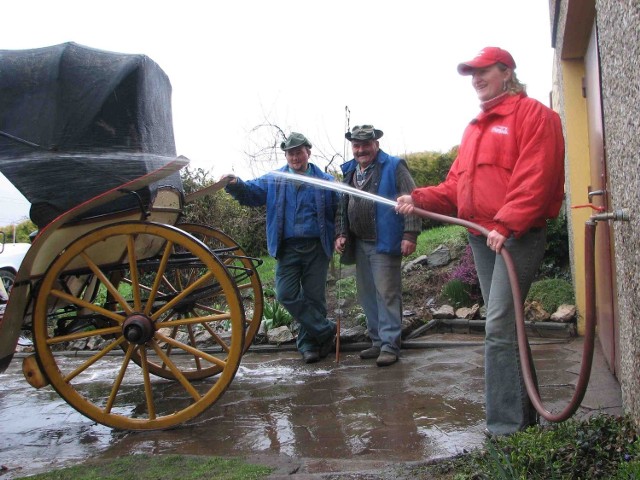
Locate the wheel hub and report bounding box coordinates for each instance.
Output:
[123,313,155,344]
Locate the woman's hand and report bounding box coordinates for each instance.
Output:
[486,230,507,253]
[395,195,415,215]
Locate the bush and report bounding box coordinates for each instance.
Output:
[477,415,639,479]
[262,299,292,330]
[405,148,457,189]
[539,202,570,279]
[1,219,37,242]
[441,279,473,308]
[405,148,458,230]
[450,244,480,291]
[421,414,639,479]
[439,244,481,308]
[180,167,267,257]
[526,278,574,313]
[335,276,357,300]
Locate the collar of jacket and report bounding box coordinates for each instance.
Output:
[474,92,527,123]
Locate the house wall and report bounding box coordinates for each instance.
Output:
[549,0,640,425]
[594,0,640,426]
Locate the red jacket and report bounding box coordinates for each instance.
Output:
[412,93,565,238]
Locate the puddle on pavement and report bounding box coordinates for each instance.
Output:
[0,344,577,478]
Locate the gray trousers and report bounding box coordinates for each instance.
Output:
[469,228,546,435]
[355,239,403,355]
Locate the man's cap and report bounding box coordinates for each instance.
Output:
[280,132,312,151]
[457,47,516,75]
[345,125,384,141]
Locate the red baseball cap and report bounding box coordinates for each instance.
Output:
[457,47,516,75]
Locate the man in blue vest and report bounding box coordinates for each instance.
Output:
[223,132,338,364]
[335,125,420,366]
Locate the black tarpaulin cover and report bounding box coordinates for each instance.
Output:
[0,42,183,228]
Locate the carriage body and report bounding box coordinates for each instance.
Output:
[0,43,263,430]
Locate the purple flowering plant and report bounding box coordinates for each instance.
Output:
[446,244,482,303]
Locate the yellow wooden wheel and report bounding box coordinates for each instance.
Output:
[178,223,263,354]
[120,223,263,381]
[32,221,244,430]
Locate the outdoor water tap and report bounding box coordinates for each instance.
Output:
[590,208,630,223]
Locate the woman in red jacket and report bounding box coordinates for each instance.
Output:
[396,47,565,437]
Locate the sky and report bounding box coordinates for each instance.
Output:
[0,0,555,226]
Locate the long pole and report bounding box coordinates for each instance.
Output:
[335,106,350,363]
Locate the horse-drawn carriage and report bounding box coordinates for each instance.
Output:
[0,42,263,430]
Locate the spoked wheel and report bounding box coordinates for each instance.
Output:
[121,223,263,381]
[32,221,244,430]
[178,223,263,354]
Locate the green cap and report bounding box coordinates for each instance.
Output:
[280,132,312,151]
[345,125,384,141]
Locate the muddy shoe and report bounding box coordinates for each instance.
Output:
[302,351,320,364]
[376,351,398,367]
[319,328,336,359]
[359,346,381,360]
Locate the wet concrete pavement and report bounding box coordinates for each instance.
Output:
[0,334,622,479]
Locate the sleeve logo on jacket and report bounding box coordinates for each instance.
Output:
[491,125,509,135]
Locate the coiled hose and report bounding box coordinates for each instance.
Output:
[412,206,599,422]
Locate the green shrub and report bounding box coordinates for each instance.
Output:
[441,279,473,308]
[405,148,457,190]
[262,299,292,330]
[526,278,574,313]
[335,276,357,300]
[1,219,37,241]
[446,244,481,304]
[434,414,639,480]
[180,166,267,257]
[539,202,571,279]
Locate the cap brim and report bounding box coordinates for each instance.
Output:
[457,60,498,75]
[457,63,476,75]
[457,58,515,75]
[281,141,312,151]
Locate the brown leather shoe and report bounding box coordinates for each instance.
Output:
[359,346,381,360]
[376,351,398,367]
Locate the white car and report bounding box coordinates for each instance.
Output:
[0,240,30,294]
[0,239,32,346]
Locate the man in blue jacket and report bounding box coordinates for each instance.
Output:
[335,125,420,366]
[223,132,338,363]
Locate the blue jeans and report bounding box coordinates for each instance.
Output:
[469,229,545,435]
[355,239,402,355]
[275,239,335,354]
